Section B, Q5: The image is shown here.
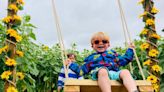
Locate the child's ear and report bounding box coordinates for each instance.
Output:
[91,44,93,48]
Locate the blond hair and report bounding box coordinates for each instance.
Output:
[91,32,110,44]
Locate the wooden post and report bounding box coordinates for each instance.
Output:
[140,0,160,91]
[4,0,18,91]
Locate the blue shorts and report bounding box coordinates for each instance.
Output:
[91,67,121,80]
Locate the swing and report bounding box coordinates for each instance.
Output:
[51,0,153,92]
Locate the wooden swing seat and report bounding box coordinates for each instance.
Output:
[64,79,153,92]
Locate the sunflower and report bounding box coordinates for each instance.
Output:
[7,86,18,92]
[8,4,18,12]
[152,65,161,72]
[147,75,158,83]
[140,43,149,50]
[17,0,25,5]
[148,49,159,57]
[16,72,25,80]
[5,58,17,66]
[16,50,24,57]
[143,59,152,66]
[150,33,160,40]
[1,71,12,80]
[139,11,148,18]
[146,19,154,26]
[2,16,12,23]
[151,7,159,14]
[138,0,145,5]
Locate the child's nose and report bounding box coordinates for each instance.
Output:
[99,41,104,44]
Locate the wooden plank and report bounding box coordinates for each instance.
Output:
[111,86,127,92]
[64,79,153,92]
[65,79,152,86]
[64,85,127,92]
[138,86,154,92]
[81,86,101,92]
[64,85,80,92]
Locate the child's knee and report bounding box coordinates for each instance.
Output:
[120,69,131,78]
[98,68,108,77]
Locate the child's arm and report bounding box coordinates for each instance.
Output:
[69,62,91,76]
[57,67,65,88]
[116,48,134,66]
[69,55,94,76]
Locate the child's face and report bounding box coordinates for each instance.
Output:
[68,55,76,62]
[92,39,110,53]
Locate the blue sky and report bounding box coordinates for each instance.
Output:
[0,0,164,51]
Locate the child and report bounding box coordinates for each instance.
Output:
[69,32,138,92]
[57,53,83,92]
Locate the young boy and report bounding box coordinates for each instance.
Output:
[69,32,138,92]
[57,53,83,92]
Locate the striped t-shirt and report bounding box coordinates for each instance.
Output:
[57,65,83,88]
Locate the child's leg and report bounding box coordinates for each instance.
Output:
[98,68,111,92]
[119,69,138,92]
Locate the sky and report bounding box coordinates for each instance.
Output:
[0,0,164,51]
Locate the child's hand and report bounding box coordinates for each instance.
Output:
[128,42,135,49]
[65,59,72,66]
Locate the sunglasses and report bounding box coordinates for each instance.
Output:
[94,40,109,44]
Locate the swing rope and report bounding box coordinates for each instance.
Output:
[116,0,133,74]
[117,0,146,80]
[51,0,68,78]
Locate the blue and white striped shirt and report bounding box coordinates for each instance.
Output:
[57,63,83,88]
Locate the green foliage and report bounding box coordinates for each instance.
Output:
[158,38,164,74]
[0,21,6,92]
[158,37,164,92]
[0,21,6,44]
[0,80,4,92]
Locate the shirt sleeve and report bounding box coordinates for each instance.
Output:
[69,62,91,76]
[69,55,94,76]
[117,48,134,66]
[57,67,65,87]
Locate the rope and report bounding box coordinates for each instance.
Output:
[117,0,146,80]
[5,39,17,46]
[117,0,133,74]
[51,0,68,78]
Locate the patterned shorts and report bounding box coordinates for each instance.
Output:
[91,67,121,80]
